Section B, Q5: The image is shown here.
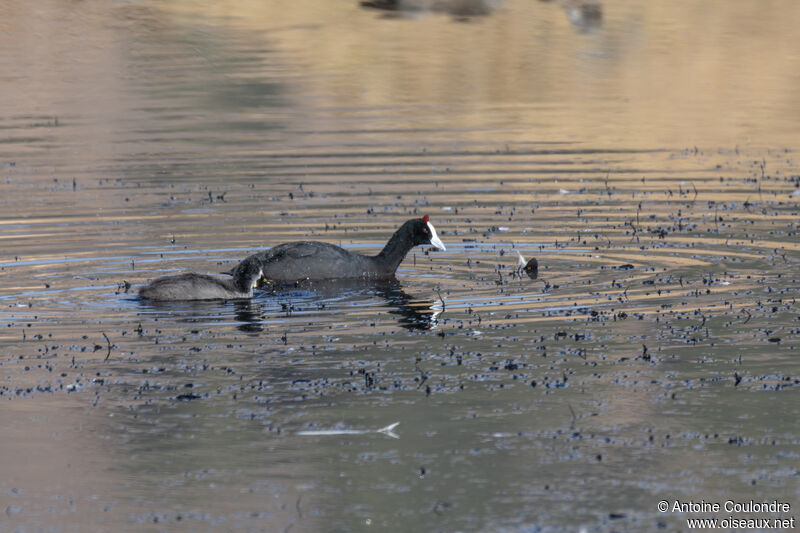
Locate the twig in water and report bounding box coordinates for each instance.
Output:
[415,362,428,390]
[102,332,112,361]
[435,288,446,311]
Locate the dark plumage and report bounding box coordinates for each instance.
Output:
[139,256,264,301]
[240,216,446,284]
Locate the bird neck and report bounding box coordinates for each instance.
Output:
[232,274,252,295]
[375,222,415,273]
[232,263,258,295]
[235,279,255,295]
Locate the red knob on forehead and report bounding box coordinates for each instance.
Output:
[423,215,429,223]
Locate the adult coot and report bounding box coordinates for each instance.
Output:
[241,216,446,283]
[139,256,265,301]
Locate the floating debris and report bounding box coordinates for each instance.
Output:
[297,422,400,439]
[515,251,539,279]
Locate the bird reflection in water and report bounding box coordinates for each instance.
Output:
[233,301,266,333]
[360,0,497,19]
[135,299,266,334]
[359,0,602,28]
[538,0,602,32]
[261,277,442,331]
[373,280,442,331]
[136,279,442,332]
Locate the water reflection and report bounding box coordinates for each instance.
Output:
[538,0,602,32]
[359,0,603,27]
[234,301,266,333]
[136,298,259,329]
[135,278,441,332]
[263,278,442,331]
[4,0,800,531]
[135,299,266,334]
[372,280,442,330]
[360,0,496,18]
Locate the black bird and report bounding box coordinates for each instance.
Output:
[240,216,446,284]
[139,256,265,301]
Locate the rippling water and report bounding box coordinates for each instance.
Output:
[2,0,799,531]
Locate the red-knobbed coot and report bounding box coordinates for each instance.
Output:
[242,216,446,283]
[139,257,265,301]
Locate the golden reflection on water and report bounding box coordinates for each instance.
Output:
[2,0,800,155]
[150,0,800,148]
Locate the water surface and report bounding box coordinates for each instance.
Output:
[1,0,799,531]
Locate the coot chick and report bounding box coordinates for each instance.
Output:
[241,216,446,283]
[139,257,265,301]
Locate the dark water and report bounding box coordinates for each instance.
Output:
[2,0,799,531]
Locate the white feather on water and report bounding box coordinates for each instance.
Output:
[297,422,400,439]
